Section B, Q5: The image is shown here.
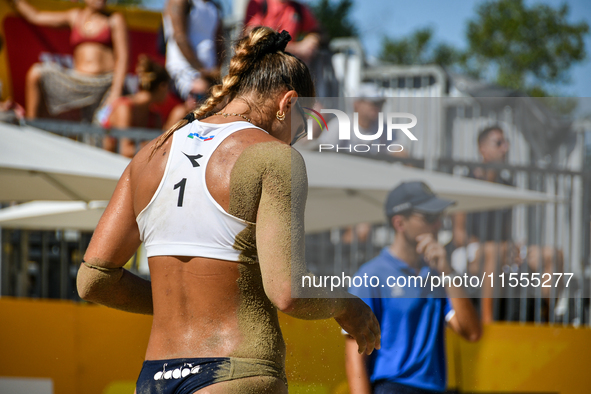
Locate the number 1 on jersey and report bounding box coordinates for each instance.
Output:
[174,178,187,207]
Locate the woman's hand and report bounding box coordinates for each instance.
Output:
[335,297,381,355]
[104,91,121,108]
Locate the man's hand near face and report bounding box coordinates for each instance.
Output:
[416,233,452,275]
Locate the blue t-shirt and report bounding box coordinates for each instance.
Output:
[348,248,454,392]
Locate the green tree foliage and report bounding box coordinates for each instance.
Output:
[58,0,143,8]
[465,0,589,96]
[380,27,462,67]
[311,0,358,39]
[379,0,589,97]
[110,0,143,7]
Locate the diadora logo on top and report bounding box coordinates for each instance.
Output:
[303,108,418,153]
[188,132,215,141]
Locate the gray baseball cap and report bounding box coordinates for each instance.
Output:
[384,181,455,218]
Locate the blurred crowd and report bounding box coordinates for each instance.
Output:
[2,0,326,157]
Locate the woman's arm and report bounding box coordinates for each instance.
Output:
[447,298,482,342]
[108,102,136,158]
[107,12,129,102]
[11,0,75,27]
[77,164,152,314]
[248,142,380,355]
[345,337,372,394]
[167,0,204,71]
[108,100,131,128]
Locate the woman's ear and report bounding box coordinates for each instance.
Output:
[278,89,299,115]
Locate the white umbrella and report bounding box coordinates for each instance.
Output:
[0,200,150,275]
[0,151,554,234]
[302,152,554,233]
[0,123,130,202]
[0,200,107,231]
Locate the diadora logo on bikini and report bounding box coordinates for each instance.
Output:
[154,363,201,381]
[304,107,419,154]
[188,132,215,141]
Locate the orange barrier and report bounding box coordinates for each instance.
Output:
[0,298,590,393]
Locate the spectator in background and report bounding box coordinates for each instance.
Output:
[452,125,513,323]
[451,126,564,322]
[244,0,321,64]
[101,55,170,158]
[314,83,409,157]
[345,181,481,394]
[10,0,128,121]
[162,0,223,101]
[163,74,216,130]
[453,126,513,248]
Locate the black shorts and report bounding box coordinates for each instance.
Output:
[373,380,442,394]
[136,357,285,394]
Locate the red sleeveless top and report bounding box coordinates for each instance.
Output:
[70,22,113,48]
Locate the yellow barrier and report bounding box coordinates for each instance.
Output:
[0,298,151,394]
[452,323,591,393]
[0,298,590,393]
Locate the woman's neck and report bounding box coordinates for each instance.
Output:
[204,97,289,144]
[82,7,102,17]
[223,100,274,130]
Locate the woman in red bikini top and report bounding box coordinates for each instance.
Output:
[11,0,128,117]
[103,55,170,158]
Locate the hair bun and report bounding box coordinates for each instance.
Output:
[258,30,291,55]
[274,30,291,52]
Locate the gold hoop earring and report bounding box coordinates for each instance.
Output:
[276,110,286,121]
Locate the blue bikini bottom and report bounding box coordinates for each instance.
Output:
[136,356,285,394]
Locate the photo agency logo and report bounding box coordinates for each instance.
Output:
[304,106,419,154]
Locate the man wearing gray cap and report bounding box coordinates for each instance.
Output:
[344,181,481,394]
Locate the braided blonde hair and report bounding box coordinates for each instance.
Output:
[150,26,315,158]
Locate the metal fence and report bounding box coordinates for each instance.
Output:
[0,228,91,300]
[303,96,591,327]
[303,160,590,326]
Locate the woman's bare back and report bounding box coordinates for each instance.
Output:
[129,122,287,367]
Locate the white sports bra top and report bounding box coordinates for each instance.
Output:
[136,120,266,261]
